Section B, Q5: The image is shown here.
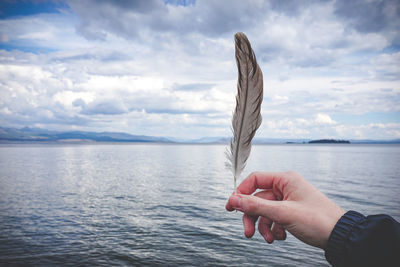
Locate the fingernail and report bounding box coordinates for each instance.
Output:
[230,195,242,208]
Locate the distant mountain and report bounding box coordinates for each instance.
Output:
[185,137,311,144]
[350,139,400,144]
[0,127,172,143]
[1,126,399,144]
[188,137,229,144]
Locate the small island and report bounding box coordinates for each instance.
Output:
[308,139,350,144]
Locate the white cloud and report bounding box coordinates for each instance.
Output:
[53,91,95,107]
[0,0,399,139]
[315,114,336,125]
[334,123,400,139]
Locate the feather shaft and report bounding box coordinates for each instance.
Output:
[226,32,263,192]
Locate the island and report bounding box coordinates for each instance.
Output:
[308,139,350,144]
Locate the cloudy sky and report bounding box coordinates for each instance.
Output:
[0,0,399,139]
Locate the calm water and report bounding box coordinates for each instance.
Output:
[0,144,399,266]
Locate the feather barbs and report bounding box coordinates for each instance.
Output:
[226,32,264,192]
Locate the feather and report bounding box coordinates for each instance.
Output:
[226,32,263,192]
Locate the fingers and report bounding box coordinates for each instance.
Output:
[258,216,274,243]
[226,187,276,212]
[226,190,288,244]
[254,189,276,201]
[237,171,291,195]
[242,213,285,243]
[240,190,276,238]
[226,201,235,211]
[227,194,284,223]
[226,189,276,213]
[242,214,257,238]
[272,223,287,240]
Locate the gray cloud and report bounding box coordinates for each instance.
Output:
[69,0,400,49]
[81,101,128,115]
[1,0,399,139]
[334,0,400,44]
[143,108,211,115]
[268,0,330,16]
[0,103,91,129]
[51,50,129,63]
[72,98,85,107]
[172,82,215,91]
[69,0,272,40]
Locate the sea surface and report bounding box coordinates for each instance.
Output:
[0,143,399,266]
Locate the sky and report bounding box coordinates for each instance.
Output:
[0,0,399,140]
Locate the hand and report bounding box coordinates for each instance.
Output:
[226,171,346,249]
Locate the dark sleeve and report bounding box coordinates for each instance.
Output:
[325,210,400,267]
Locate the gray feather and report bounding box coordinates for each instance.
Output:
[226,32,263,191]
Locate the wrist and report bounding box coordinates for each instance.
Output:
[320,205,346,249]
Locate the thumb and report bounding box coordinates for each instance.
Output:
[228,194,284,222]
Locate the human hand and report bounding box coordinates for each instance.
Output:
[226,171,345,249]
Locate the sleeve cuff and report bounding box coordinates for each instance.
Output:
[325,210,365,266]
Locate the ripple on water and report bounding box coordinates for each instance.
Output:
[1,144,399,266]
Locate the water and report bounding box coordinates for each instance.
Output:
[0,144,399,266]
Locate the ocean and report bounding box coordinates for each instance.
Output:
[1,143,399,266]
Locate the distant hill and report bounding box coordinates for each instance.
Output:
[309,139,350,144]
[187,137,311,144]
[350,139,400,144]
[0,127,172,143]
[1,126,399,144]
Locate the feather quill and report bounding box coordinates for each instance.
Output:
[226,32,263,192]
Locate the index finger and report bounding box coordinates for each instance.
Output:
[237,171,288,195]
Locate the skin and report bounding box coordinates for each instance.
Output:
[226,171,346,249]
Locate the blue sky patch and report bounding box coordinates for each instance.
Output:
[0,1,69,19]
